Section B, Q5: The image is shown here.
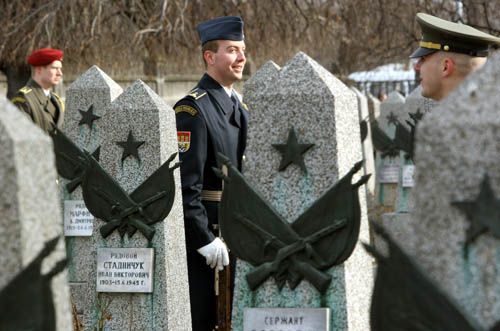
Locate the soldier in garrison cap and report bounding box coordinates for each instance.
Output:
[10,48,65,133]
[411,13,500,101]
[173,16,248,331]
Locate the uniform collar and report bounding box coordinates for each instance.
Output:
[198,73,234,115]
[27,78,51,105]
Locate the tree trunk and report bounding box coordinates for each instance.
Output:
[1,64,30,99]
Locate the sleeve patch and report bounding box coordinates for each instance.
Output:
[177,131,191,153]
[175,105,198,116]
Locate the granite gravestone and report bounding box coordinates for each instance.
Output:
[63,70,191,330]
[352,87,376,211]
[378,86,438,253]
[0,97,72,330]
[374,91,405,213]
[394,85,437,213]
[233,52,373,331]
[411,52,500,329]
[62,66,123,326]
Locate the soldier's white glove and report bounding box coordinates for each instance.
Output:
[197,237,229,271]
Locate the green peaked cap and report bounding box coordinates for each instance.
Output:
[410,13,500,58]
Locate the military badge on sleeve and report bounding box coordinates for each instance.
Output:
[177,131,191,153]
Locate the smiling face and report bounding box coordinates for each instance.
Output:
[205,39,246,88]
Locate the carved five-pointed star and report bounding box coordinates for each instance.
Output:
[116,131,145,162]
[78,105,101,128]
[386,112,399,126]
[452,174,500,248]
[409,108,424,122]
[272,127,314,173]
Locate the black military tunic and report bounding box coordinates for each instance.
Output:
[174,73,248,331]
[10,78,64,133]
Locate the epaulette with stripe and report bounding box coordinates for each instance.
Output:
[187,88,207,100]
[19,86,32,94]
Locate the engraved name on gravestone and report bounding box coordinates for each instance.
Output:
[236,52,373,331]
[244,308,329,331]
[0,97,72,330]
[402,165,414,188]
[410,52,500,328]
[64,200,93,236]
[96,248,154,292]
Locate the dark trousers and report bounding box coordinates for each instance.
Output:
[187,250,216,331]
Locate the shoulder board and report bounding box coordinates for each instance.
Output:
[188,88,207,100]
[242,102,249,111]
[11,96,27,104]
[175,105,198,116]
[19,87,32,94]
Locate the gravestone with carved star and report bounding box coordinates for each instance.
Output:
[231,52,374,331]
[408,52,500,329]
[63,65,123,326]
[379,87,437,254]
[63,69,191,330]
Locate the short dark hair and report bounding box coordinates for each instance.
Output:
[201,40,220,67]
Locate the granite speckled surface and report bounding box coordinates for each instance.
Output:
[405,85,438,115]
[374,91,406,212]
[411,52,500,329]
[234,52,374,331]
[366,93,380,123]
[351,87,376,209]
[0,97,71,330]
[64,70,190,330]
[63,66,123,329]
[394,85,437,213]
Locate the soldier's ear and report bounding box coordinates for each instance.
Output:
[203,50,216,66]
[442,57,456,77]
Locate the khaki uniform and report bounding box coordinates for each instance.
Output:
[10,78,64,133]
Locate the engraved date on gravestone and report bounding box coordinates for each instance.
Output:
[243,308,329,331]
[64,200,93,236]
[96,248,154,293]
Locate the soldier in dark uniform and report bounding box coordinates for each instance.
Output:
[411,13,500,101]
[174,16,248,331]
[10,48,64,133]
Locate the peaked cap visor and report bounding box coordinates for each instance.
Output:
[410,13,500,58]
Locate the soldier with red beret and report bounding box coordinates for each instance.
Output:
[10,48,65,133]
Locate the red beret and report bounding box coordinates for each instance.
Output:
[26,48,63,66]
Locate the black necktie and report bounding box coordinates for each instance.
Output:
[230,93,241,128]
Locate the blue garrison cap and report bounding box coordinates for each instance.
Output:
[197,16,244,45]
